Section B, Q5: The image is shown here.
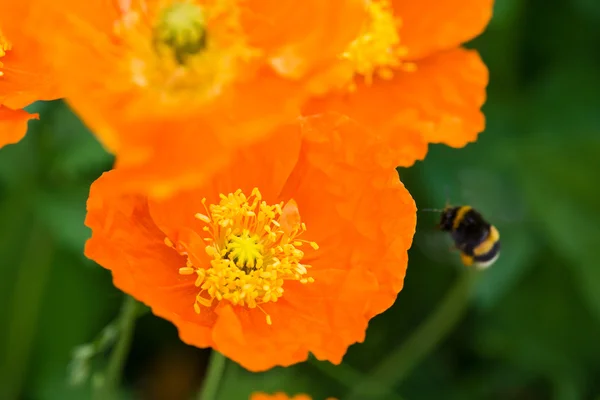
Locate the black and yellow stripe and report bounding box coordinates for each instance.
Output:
[438,205,500,269]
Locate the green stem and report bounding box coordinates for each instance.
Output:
[346,269,478,400]
[94,295,138,399]
[0,223,54,400]
[197,351,227,400]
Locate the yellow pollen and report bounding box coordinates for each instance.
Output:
[153,1,206,64]
[342,0,416,87]
[0,32,12,77]
[169,189,317,325]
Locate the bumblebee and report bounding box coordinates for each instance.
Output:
[438,205,500,269]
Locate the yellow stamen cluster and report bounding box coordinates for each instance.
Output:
[114,0,259,105]
[342,0,416,87]
[169,188,318,325]
[0,32,12,77]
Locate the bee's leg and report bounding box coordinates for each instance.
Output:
[460,252,474,267]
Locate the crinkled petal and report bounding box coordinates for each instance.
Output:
[304,48,488,167]
[410,48,488,146]
[282,113,416,326]
[393,0,494,60]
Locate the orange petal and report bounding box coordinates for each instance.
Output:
[304,48,488,167]
[146,122,302,236]
[393,0,493,60]
[85,174,215,346]
[210,302,316,370]
[0,3,62,108]
[178,115,415,369]
[242,0,366,79]
[26,0,363,197]
[283,114,417,320]
[250,393,313,400]
[410,48,488,146]
[0,106,37,147]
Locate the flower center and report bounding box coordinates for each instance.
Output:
[114,0,259,106]
[153,1,207,64]
[341,0,415,87]
[168,188,318,325]
[226,231,263,270]
[0,32,11,77]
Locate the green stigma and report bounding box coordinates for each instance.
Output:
[153,1,207,64]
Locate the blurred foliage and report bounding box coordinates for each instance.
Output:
[2,0,600,399]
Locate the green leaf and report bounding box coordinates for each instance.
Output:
[574,0,600,23]
[488,0,524,29]
[0,119,39,187]
[26,251,120,400]
[34,186,92,255]
[528,63,600,138]
[41,101,114,183]
[517,138,600,320]
[474,256,600,398]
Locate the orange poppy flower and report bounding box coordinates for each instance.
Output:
[304,0,493,167]
[85,113,416,371]
[250,393,337,400]
[0,4,61,148]
[26,0,366,198]
[250,393,310,400]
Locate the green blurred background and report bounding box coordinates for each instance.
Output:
[2,0,600,399]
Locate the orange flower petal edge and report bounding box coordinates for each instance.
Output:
[304,0,493,167]
[305,48,488,166]
[250,393,338,400]
[26,0,367,198]
[0,106,38,147]
[0,3,62,149]
[85,113,416,371]
[394,0,494,60]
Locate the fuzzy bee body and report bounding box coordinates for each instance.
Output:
[439,206,500,269]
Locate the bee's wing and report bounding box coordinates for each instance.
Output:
[420,166,525,225]
[456,168,526,225]
[415,229,456,264]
